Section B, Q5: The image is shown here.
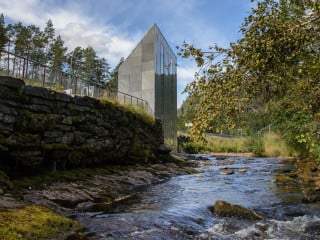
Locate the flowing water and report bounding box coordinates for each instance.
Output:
[77,155,320,239]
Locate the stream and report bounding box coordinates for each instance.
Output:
[77,155,320,239]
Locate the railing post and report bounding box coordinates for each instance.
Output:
[43,65,46,87]
[7,50,9,76]
[22,58,26,79]
[74,77,78,94]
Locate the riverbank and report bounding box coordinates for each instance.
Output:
[1,153,319,239]
[0,156,197,239]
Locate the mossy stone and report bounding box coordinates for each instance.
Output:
[210,200,263,220]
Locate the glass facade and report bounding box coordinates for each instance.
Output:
[118,24,177,150]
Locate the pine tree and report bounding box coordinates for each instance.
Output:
[0,13,8,51]
[48,35,67,83]
[43,19,55,64]
[82,46,97,88]
[95,57,110,92]
[107,57,124,90]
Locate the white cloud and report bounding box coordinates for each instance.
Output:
[0,0,139,67]
[177,66,197,87]
[0,0,43,24]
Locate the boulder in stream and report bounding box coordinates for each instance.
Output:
[209,200,263,220]
[221,170,234,175]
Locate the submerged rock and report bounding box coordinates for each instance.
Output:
[209,200,263,220]
[221,170,234,175]
[275,174,296,184]
[238,168,247,173]
[220,165,229,170]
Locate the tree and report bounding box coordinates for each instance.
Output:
[43,19,55,64]
[178,0,320,158]
[48,35,67,82]
[81,46,97,87]
[94,57,110,89]
[0,13,8,68]
[177,96,196,131]
[0,13,8,51]
[107,57,124,90]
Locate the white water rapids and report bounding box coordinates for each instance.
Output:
[77,155,320,239]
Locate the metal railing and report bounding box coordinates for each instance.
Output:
[102,88,153,114]
[0,50,153,114]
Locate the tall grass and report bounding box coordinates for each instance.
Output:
[206,136,248,153]
[180,135,248,154]
[263,133,297,157]
[180,132,297,157]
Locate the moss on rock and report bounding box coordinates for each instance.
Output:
[209,200,263,220]
[0,205,82,240]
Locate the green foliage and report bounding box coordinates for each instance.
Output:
[177,96,195,131]
[0,13,8,50]
[0,205,82,240]
[206,136,248,153]
[180,135,248,154]
[122,103,155,126]
[180,132,294,157]
[245,136,265,157]
[263,132,296,157]
[106,57,124,91]
[181,141,209,154]
[178,0,320,159]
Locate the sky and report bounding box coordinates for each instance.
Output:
[0,0,254,107]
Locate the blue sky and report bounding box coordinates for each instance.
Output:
[0,0,254,107]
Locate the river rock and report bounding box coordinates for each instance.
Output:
[0,170,13,191]
[305,221,320,235]
[275,174,295,184]
[209,200,263,220]
[158,144,172,154]
[301,187,320,203]
[221,170,234,175]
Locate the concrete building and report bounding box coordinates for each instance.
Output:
[118,24,177,150]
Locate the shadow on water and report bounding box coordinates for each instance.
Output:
[77,155,320,240]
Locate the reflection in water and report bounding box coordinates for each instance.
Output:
[78,156,320,239]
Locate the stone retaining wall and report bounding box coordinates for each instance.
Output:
[0,76,165,177]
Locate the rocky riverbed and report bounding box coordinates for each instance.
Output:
[0,154,319,239]
[0,155,197,239]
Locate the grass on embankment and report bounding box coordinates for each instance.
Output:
[262,133,297,157]
[0,205,82,240]
[180,132,297,157]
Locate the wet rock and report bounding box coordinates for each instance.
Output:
[194,155,210,161]
[158,144,172,154]
[275,174,296,184]
[310,166,318,173]
[220,165,229,170]
[273,166,295,174]
[305,221,320,235]
[238,168,247,173]
[215,156,227,160]
[226,159,235,164]
[0,195,23,208]
[255,222,268,232]
[209,200,263,220]
[221,170,234,175]
[301,190,320,203]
